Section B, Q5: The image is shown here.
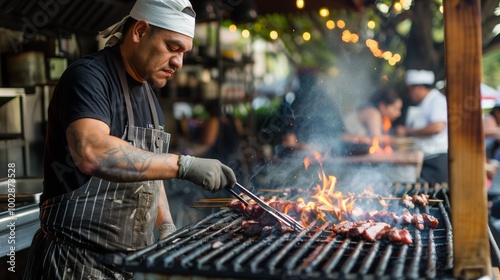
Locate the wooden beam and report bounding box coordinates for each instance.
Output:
[444,0,491,278]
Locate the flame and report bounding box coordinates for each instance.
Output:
[369,137,393,154]
[369,137,383,154]
[298,150,395,225]
[382,116,392,133]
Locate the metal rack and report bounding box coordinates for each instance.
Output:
[0,88,30,177]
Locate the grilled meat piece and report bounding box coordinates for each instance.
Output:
[348,220,376,237]
[241,220,264,236]
[363,222,391,241]
[230,200,246,215]
[375,228,413,244]
[332,220,357,235]
[413,194,429,207]
[401,194,415,209]
[422,213,439,228]
[399,210,413,225]
[413,213,425,231]
[372,210,399,225]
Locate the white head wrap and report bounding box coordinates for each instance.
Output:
[99,0,196,47]
[405,69,435,86]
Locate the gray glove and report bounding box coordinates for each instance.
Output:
[178,155,237,191]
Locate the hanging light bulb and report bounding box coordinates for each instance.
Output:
[302,32,311,41]
[270,30,279,40]
[326,20,335,30]
[319,8,329,17]
[296,0,304,9]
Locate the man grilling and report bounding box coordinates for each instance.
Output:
[396,69,448,183]
[23,0,236,278]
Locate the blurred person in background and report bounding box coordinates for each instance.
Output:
[483,104,500,187]
[356,87,403,143]
[396,69,448,183]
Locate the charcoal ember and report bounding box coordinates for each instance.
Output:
[422,213,439,228]
[399,210,413,225]
[229,199,246,214]
[363,222,391,241]
[413,213,425,230]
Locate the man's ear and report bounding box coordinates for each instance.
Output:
[132,20,149,43]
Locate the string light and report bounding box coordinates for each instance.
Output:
[336,20,345,29]
[269,30,279,40]
[241,29,250,38]
[367,20,376,29]
[326,20,335,30]
[302,32,311,41]
[319,8,329,17]
[229,24,237,32]
[296,0,304,9]
[393,2,403,12]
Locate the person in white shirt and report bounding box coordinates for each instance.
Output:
[396,69,448,183]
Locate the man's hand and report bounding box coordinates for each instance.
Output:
[178,155,236,191]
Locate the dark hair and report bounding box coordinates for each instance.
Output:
[369,87,401,106]
[490,104,500,115]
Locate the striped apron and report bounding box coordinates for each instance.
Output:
[24,54,170,280]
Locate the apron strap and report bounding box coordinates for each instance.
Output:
[112,52,136,142]
[144,85,160,130]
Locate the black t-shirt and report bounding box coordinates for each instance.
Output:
[42,47,165,203]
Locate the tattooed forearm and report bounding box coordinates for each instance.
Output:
[94,144,156,182]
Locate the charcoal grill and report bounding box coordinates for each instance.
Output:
[108,182,465,279]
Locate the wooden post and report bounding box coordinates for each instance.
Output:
[444,0,491,278]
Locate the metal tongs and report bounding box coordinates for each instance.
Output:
[226,183,304,231]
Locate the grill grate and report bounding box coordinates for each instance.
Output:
[112,183,457,279]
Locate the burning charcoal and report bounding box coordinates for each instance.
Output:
[401,194,415,209]
[229,199,246,214]
[363,222,391,241]
[399,210,413,225]
[413,213,425,231]
[211,240,224,249]
[422,213,439,228]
